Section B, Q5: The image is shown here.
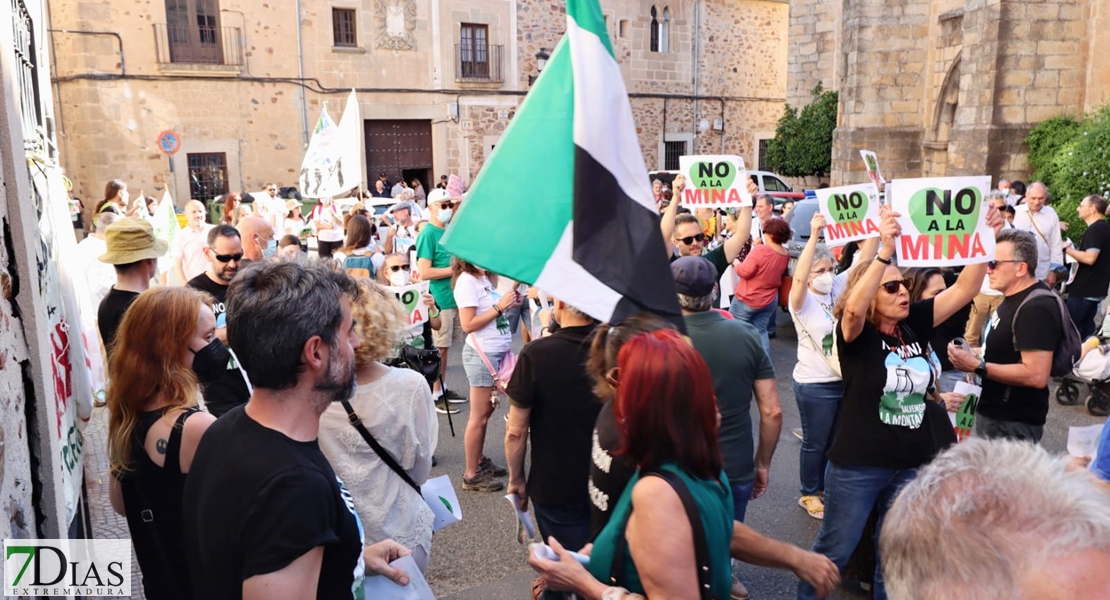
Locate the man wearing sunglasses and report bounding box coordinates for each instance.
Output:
[416,189,467,402]
[187,224,251,416]
[660,179,759,280]
[948,229,1062,443]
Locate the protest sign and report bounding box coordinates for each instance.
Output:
[947,380,981,442]
[423,474,462,531]
[890,176,994,267]
[447,174,466,199]
[815,183,881,247]
[384,281,431,326]
[860,150,886,186]
[678,155,753,208]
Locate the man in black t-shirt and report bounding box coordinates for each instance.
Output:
[1063,194,1110,338]
[186,225,251,416]
[949,229,1061,442]
[96,218,167,358]
[505,300,599,556]
[183,261,410,600]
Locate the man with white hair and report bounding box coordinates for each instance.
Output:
[1011,182,1063,285]
[880,438,1110,600]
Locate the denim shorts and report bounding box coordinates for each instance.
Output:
[462,344,504,388]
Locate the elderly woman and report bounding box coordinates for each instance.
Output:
[107,287,219,600]
[531,329,734,599]
[799,205,1002,600]
[317,279,438,572]
[788,212,877,520]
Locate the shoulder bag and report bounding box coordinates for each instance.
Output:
[608,468,718,600]
[471,336,518,396]
[339,400,421,494]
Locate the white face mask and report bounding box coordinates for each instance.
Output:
[389,270,411,287]
[811,272,834,295]
[437,208,453,223]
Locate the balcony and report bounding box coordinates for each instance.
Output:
[455,44,503,83]
[153,23,244,68]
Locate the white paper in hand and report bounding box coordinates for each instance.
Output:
[505,493,536,543]
[1067,424,1105,458]
[361,555,436,600]
[422,475,461,531]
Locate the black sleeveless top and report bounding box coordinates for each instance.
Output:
[120,407,198,600]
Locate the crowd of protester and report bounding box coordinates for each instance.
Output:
[83,173,1110,600]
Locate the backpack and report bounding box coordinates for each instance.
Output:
[1010,288,1081,378]
[343,254,374,280]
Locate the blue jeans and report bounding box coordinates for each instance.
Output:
[793,380,843,496]
[797,462,918,600]
[532,501,592,600]
[730,479,755,522]
[1066,295,1103,340]
[730,295,777,356]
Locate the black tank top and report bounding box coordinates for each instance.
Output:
[120,407,198,600]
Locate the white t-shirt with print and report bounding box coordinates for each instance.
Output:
[790,272,847,383]
[454,272,512,354]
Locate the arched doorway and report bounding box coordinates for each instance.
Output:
[925,54,960,177]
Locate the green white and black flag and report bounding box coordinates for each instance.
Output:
[441,0,681,326]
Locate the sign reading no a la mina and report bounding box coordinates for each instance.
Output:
[890,176,994,267]
[678,155,753,208]
[815,183,881,247]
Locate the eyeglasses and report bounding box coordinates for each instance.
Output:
[676,233,707,245]
[880,279,910,294]
[987,260,1021,270]
[210,250,244,263]
[387,264,411,272]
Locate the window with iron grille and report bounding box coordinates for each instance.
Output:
[13,0,42,141]
[333,8,357,47]
[187,153,229,202]
[460,24,490,78]
[758,139,769,171]
[664,141,686,171]
[164,0,224,63]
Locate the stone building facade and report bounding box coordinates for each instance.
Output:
[786,0,1110,185]
[51,0,789,209]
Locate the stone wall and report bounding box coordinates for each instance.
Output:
[786,0,839,108]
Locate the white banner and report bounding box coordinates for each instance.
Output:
[298,90,361,198]
[678,155,753,208]
[890,176,994,267]
[815,183,881,247]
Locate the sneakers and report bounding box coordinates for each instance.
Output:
[462,470,504,492]
[435,399,460,415]
[443,388,468,403]
[479,456,508,477]
[791,428,803,441]
[730,576,750,600]
[799,495,825,520]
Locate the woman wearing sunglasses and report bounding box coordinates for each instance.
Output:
[788,211,877,521]
[799,205,1003,600]
[378,253,442,348]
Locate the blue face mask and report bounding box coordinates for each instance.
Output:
[437,208,453,224]
[259,236,278,259]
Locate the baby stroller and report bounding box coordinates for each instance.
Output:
[1056,340,1110,417]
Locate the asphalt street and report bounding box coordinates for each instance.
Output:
[427,309,1107,600]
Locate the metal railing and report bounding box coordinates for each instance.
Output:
[454,43,503,83]
[153,23,244,66]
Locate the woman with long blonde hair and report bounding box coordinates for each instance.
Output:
[107,286,220,600]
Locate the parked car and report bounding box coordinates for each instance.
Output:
[748,171,806,202]
[785,197,844,263]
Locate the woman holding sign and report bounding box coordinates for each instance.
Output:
[799,205,1003,600]
[788,212,877,521]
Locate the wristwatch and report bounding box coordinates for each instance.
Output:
[974,358,987,379]
[876,255,893,265]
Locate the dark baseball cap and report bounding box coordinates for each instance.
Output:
[671,256,716,296]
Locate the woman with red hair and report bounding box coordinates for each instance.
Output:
[530,329,733,599]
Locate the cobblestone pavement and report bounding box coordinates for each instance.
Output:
[84,406,146,599]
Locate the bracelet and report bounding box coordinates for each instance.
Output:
[494,305,504,316]
[876,255,893,265]
[429,308,440,318]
